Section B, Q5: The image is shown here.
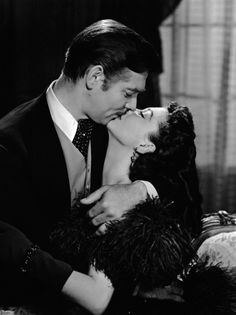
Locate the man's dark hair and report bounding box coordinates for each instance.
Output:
[63,19,159,82]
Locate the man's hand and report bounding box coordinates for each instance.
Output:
[136,283,184,303]
[80,181,147,233]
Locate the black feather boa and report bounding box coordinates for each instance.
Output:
[87,198,195,290]
[182,261,236,315]
[49,198,236,315]
[50,198,194,289]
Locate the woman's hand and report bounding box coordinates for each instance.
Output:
[62,267,114,315]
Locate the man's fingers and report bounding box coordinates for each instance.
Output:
[91,213,107,226]
[80,186,109,205]
[138,285,184,302]
[96,223,108,236]
[87,202,103,218]
[167,294,184,303]
[165,284,183,296]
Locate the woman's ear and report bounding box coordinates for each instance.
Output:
[85,65,105,90]
[135,142,156,154]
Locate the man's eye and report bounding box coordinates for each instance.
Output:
[125,92,133,98]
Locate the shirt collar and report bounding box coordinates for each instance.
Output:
[46,81,78,141]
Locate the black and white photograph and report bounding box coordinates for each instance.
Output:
[0,1,236,314]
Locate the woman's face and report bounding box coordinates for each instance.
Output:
[107,107,169,148]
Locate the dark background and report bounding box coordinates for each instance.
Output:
[0,0,182,117]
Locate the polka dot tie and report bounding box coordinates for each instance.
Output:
[72,119,94,160]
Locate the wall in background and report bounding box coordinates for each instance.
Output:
[160,0,236,213]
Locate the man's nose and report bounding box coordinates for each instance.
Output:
[125,98,137,111]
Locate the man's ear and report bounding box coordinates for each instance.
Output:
[135,142,156,154]
[85,65,105,90]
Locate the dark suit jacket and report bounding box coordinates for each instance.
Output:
[0,92,108,306]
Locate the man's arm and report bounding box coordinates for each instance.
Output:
[0,220,113,314]
[0,144,72,299]
[80,180,157,233]
[0,220,73,292]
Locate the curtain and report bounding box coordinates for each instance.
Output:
[160,0,236,213]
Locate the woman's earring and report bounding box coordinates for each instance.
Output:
[135,143,156,154]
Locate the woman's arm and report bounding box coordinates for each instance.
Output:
[0,220,113,314]
[62,266,114,315]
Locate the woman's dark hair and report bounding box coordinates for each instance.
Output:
[130,101,203,237]
[63,19,159,82]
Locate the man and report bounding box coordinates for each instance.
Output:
[0,19,159,311]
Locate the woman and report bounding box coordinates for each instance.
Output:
[81,102,201,237]
[103,101,202,237]
[50,102,236,315]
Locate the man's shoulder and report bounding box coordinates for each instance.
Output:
[0,92,47,127]
[0,92,48,150]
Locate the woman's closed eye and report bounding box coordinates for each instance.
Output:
[140,109,153,120]
[134,110,144,118]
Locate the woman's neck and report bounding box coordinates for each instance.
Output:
[102,134,134,185]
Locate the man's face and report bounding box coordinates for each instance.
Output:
[86,69,148,125]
